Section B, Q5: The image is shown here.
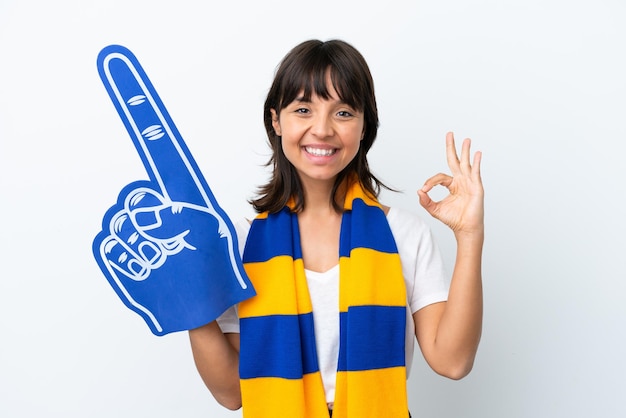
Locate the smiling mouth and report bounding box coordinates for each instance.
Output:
[304,146,337,157]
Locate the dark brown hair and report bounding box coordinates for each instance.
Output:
[251,39,391,213]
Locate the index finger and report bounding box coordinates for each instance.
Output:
[97,45,207,207]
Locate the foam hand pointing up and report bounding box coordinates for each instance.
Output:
[92,45,255,336]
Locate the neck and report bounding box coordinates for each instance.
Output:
[300,177,348,215]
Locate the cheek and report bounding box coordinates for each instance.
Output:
[346,129,364,150]
[278,125,303,149]
[350,142,361,160]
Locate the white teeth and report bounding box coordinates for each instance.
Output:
[305,146,336,157]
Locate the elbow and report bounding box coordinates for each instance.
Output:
[428,338,481,380]
[221,401,242,412]
[209,383,242,411]
[442,362,474,381]
[432,357,476,381]
[215,393,242,411]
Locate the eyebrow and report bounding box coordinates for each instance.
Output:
[293,96,352,107]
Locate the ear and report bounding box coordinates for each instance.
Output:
[270,109,281,136]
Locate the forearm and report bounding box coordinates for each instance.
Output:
[433,232,484,378]
[188,321,241,410]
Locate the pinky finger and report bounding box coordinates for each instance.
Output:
[472,151,483,180]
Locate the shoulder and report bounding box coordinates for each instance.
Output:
[384,206,449,312]
[385,206,432,242]
[385,205,440,272]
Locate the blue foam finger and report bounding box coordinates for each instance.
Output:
[93,46,256,336]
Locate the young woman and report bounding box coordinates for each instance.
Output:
[189,39,484,418]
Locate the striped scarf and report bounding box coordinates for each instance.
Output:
[239,181,408,417]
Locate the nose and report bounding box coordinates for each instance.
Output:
[310,113,334,138]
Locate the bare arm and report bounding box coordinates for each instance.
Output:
[413,232,483,379]
[415,132,484,379]
[188,322,241,410]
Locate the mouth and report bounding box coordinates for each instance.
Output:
[304,146,337,157]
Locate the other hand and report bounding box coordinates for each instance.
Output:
[418,132,484,237]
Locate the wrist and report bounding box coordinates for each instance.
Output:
[454,228,484,246]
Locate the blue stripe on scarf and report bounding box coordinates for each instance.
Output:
[339,200,399,257]
[337,305,406,371]
[240,312,319,379]
[243,207,302,263]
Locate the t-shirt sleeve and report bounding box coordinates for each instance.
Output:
[215,217,250,334]
[387,207,449,314]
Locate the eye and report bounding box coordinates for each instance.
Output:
[295,107,310,114]
[337,110,354,118]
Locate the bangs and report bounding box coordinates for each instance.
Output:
[276,50,366,112]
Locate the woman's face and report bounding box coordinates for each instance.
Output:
[271,80,364,190]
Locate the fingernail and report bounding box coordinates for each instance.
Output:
[134,211,159,228]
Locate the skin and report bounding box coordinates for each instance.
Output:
[189,85,484,410]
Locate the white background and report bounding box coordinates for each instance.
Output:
[1,0,625,417]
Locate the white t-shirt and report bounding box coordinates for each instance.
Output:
[217,206,449,403]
